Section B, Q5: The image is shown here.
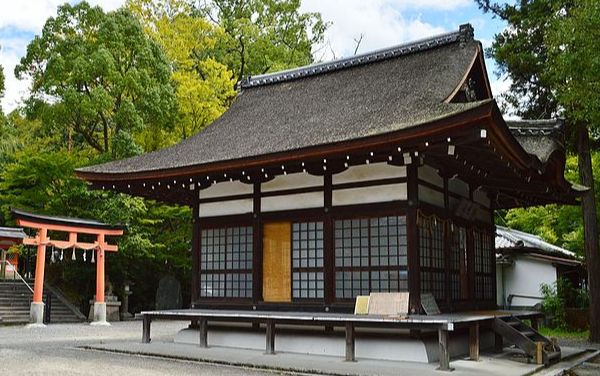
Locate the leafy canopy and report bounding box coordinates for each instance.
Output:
[15,2,177,157]
[197,0,328,82]
[127,0,236,148]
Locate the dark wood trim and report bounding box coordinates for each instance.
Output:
[324,173,334,306]
[191,199,200,306]
[407,163,421,314]
[261,186,322,198]
[443,176,452,310]
[199,193,254,204]
[332,176,408,190]
[252,182,263,304]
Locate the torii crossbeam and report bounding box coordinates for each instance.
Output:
[11,209,126,327]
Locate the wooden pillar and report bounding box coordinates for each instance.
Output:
[345,322,355,361]
[469,322,480,361]
[32,228,48,303]
[437,329,451,371]
[191,202,200,307]
[96,237,105,304]
[324,173,334,306]
[407,163,421,313]
[252,182,263,304]
[0,248,6,279]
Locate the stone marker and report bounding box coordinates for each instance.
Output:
[155,275,182,310]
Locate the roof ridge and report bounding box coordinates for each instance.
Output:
[240,23,475,89]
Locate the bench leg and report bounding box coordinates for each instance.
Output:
[265,320,275,354]
[437,329,452,371]
[199,318,208,348]
[142,316,151,343]
[469,323,479,361]
[345,322,355,362]
[494,332,503,353]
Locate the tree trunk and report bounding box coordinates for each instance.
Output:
[576,124,600,342]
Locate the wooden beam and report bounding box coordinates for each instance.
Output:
[407,164,421,314]
[142,315,151,343]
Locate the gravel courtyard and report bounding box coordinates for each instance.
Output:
[0,321,277,376]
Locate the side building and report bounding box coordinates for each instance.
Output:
[76,24,580,314]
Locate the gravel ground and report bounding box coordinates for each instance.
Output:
[0,321,279,376]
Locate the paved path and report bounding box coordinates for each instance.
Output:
[0,321,275,376]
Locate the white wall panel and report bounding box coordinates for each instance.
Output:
[261,192,323,212]
[448,177,469,198]
[333,163,406,184]
[418,185,444,208]
[332,183,407,206]
[473,189,491,208]
[200,181,253,199]
[262,172,323,192]
[199,199,253,217]
[418,165,443,188]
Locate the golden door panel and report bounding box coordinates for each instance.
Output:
[262,222,291,302]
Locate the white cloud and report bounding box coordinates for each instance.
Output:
[301,0,449,61]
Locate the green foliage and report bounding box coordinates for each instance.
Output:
[504,153,600,256]
[15,1,177,156]
[546,0,600,128]
[0,45,4,100]
[127,0,236,147]
[541,278,589,329]
[197,0,328,81]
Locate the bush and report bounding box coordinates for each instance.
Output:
[540,278,589,329]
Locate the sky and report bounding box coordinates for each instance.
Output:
[0,0,509,114]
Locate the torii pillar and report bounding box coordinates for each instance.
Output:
[12,209,125,327]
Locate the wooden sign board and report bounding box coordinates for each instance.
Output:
[421,293,441,315]
[368,292,409,316]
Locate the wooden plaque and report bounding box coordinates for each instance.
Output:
[368,292,409,316]
[421,293,441,315]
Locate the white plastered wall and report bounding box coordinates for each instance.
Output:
[500,256,557,308]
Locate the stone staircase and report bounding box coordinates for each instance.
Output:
[0,280,86,325]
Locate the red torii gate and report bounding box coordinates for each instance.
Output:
[12,209,125,327]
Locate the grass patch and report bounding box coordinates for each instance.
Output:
[539,326,589,340]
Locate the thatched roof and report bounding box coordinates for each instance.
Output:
[79,25,486,176]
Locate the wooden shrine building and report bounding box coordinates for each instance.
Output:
[76,24,579,315]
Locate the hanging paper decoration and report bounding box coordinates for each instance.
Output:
[50,246,56,263]
[71,247,76,261]
[60,249,64,261]
[83,250,87,262]
[91,250,95,264]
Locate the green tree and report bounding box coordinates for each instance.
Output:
[197,0,328,82]
[127,0,236,148]
[478,0,600,341]
[15,2,177,157]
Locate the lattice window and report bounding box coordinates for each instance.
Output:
[334,216,408,300]
[419,216,446,301]
[292,221,324,299]
[200,226,253,298]
[449,225,468,300]
[474,228,494,300]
